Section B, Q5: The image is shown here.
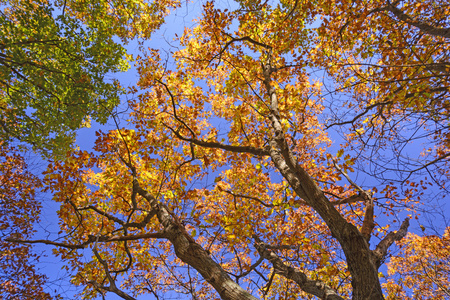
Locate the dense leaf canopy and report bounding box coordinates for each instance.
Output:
[0,0,177,156]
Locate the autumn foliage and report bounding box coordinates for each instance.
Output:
[1,0,449,299]
[384,229,450,299]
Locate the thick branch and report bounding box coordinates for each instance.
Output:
[169,126,270,157]
[133,179,257,300]
[91,232,167,242]
[262,58,384,299]
[361,196,375,241]
[263,64,348,240]
[253,235,344,300]
[386,4,450,39]
[372,218,410,269]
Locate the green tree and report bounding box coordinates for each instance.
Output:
[0,0,178,156]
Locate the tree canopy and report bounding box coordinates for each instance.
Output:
[2,0,449,299]
[0,0,178,156]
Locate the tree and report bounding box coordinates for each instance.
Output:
[314,0,449,190]
[0,0,178,156]
[8,0,449,299]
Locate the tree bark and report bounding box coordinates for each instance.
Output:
[134,180,258,300]
[262,61,386,300]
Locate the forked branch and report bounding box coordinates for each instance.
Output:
[253,235,344,300]
[372,218,410,269]
[386,3,450,39]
